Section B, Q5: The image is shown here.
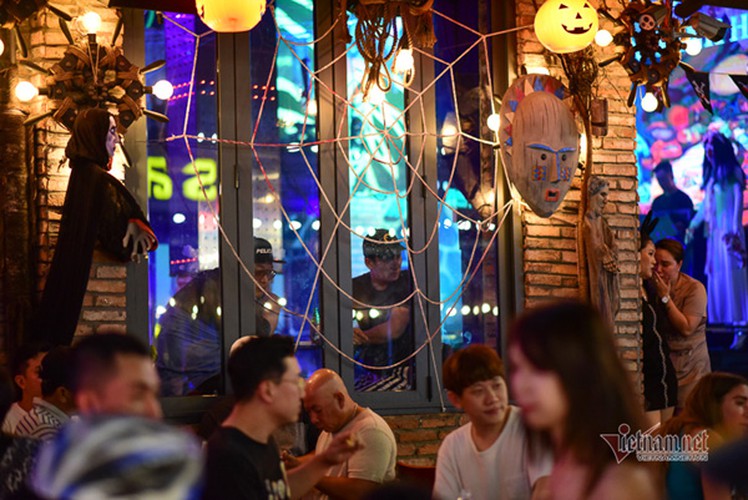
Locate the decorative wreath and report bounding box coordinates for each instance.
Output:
[44,43,144,132]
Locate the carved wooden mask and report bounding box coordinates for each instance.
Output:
[499,75,579,218]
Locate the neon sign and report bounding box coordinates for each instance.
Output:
[148,156,218,202]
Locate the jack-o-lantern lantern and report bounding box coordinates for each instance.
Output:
[195,0,266,33]
[534,0,599,54]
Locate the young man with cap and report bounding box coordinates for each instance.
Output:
[154,237,283,396]
[352,229,413,391]
[254,237,284,336]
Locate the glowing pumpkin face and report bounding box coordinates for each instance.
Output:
[534,0,599,54]
[196,0,267,33]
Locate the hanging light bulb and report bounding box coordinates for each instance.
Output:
[80,12,102,35]
[365,85,386,106]
[595,29,613,47]
[684,37,703,56]
[0,39,4,57]
[486,113,501,132]
[195,0,267,33]
[393,48,414,74]
[305,98,317,116]
[15,81,39,102]
[152,79,174,100]
[641,92,659,112]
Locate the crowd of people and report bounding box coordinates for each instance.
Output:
[2,298,746,499]
[1,112,745,498]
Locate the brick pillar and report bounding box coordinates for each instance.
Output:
[515,0,642,374]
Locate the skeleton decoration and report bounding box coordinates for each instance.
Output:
[498,74,580,218]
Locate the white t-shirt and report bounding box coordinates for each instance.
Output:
[310,408,396,500]
[1,403,27,435]
[433,406,552,500]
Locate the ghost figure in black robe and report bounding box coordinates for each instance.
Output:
[32,108,157,345]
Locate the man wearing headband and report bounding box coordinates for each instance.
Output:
[352,229,413,392]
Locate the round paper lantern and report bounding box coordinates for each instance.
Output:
[534,0,599,54]
[195,0,267,33]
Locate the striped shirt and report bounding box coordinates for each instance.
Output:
[14,398,69,440]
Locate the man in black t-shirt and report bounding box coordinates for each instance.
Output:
[651,160,694,245]
[352,230,413,391]
[202,336,362,500]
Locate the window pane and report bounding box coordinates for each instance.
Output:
[346,15,414,392]
[145,13,222,397]
[434,6,500,356]
[249,0,323,377]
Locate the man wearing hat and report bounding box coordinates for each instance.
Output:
[154,237,284,396]
[254,237,284,336]
[352,229,413,391]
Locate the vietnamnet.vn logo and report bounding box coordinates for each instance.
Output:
[600,424,710,464]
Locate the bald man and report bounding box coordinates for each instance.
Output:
[300,369,396,499]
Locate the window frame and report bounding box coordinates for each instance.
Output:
[123,0,523,420]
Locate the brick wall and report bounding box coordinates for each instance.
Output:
[383,413,467,466]
[516,0,642,372]
[24,2,129,341]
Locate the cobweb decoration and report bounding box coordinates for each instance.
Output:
[153,6,531,409]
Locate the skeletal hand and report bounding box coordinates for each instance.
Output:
[122,221,156,263]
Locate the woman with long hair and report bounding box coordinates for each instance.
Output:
[508,301,657,499]
[687,130,748,325]
[661,372,748,499]
[640,216,677,426]
[653,238,710,409]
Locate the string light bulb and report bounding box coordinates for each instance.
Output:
[152,79,174,100]
[365,85,386,106]
[595,29,613,47]
[80,12,102,35]
[486,113,500,132]
[641,92,659,112]
[393,48,414,74]
[684,37,702,56]
[0,39,4,57]
[306,98,317,116]
[15,81,39,102]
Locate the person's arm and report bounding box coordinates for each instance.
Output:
[701,470,733,500]
[594,464,658,500]
[314,476,379,499]
[354,306,410,345]
[700,430,732,500]
[262,293,281,334]
[314,426,395,499]
[530,477,551,500]
[652,273,703,336]
[433,435,461,500]
[286,430,362,500]
[686,189,707,244]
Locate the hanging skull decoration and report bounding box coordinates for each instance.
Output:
[498,74,580,218]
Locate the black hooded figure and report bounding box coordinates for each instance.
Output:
[31,108,157,346]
